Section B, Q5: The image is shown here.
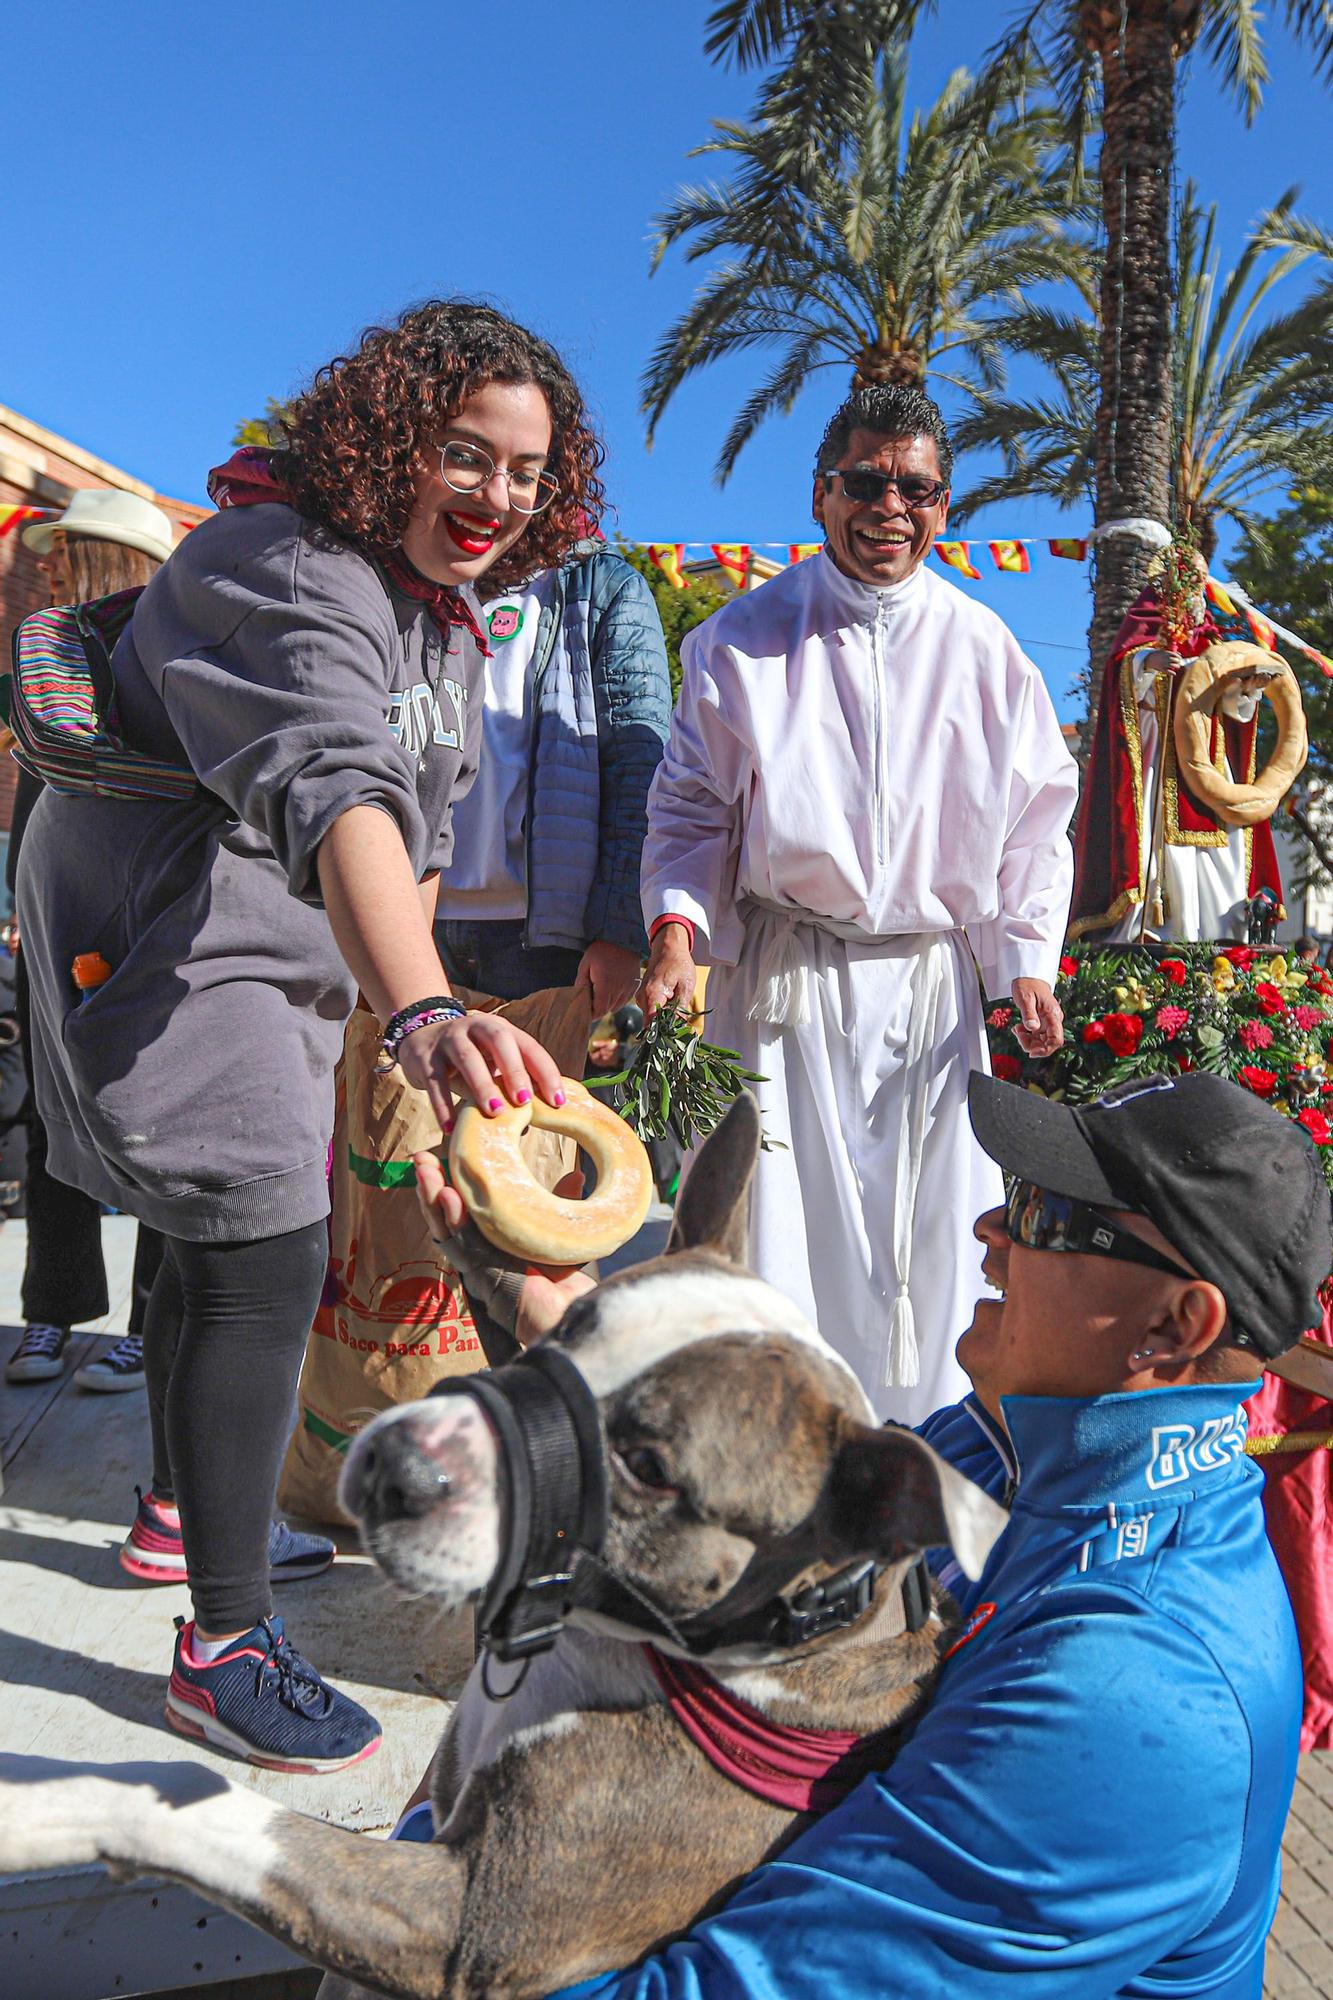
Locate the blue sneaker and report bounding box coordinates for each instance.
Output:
[165,1615,382,1773]
[121,1491,336,1586]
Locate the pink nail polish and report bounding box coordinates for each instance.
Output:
[516,1088,532,1104]
[488,1097,504,1112]
[553,1089,567,1107]
[442,1119,454,1135]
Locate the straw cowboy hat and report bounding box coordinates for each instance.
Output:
[21,487,175,564]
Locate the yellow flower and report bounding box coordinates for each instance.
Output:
[1212,955,1237,994]
[1113,979,1153,1015]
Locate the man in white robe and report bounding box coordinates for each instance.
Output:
[640,386,1078,1425]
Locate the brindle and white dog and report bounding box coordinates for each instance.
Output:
[0,1099,1004,2000]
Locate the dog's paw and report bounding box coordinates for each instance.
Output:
[0,1753,231,1879]
[0,1756,128,1875]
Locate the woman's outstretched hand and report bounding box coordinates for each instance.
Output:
[397,1014,565,1136]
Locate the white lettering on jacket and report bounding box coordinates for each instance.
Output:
[1145,1412,1247,1489]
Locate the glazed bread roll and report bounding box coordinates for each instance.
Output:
[448,1078,654,1264]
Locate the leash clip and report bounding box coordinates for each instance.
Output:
[778,1560,877,1647]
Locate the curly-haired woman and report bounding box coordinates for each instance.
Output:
[17,301,604,1770]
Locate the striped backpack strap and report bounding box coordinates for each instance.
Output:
[6,587,198,801]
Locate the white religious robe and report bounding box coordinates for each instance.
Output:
[642,551,1078,1425]
[1107,656,1260,945]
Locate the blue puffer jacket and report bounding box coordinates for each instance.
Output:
[556,1380,1301,2000]
[524,551,670,956]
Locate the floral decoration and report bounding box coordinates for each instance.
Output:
[985,944,1333,1193]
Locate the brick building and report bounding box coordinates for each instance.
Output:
[0,402,209,850]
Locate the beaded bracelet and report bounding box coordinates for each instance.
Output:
[379,995,468,1069]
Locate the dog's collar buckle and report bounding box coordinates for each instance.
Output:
[775,1559,877,1647]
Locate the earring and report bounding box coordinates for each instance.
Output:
[1130,1348,1156,1364]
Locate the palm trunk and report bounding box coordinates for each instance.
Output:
[1079,1,1179,754]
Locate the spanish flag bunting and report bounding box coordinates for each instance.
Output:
[1244,606,1278,651]
[989,540,1031,574]
[648,543,690,590]
[710,543,752,590]
[1204,578,1239,619]
[788,542,821,564]
[934,540,981,579]
[1048,538,1087,560]
[0,504,52,540]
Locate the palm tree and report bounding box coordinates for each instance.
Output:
[952,187,1333,570]
[703,0,1333,683]
[643,58,1092,484]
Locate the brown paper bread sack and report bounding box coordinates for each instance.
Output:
[279,983,594,1524]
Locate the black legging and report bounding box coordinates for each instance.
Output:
[143,1221,328,1633]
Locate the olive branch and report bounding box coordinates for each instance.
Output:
[587,1006,782,1150]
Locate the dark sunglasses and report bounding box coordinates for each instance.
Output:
[821,469,948,509]
[1005,1180,1194,1282]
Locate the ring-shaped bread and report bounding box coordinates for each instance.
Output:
[1172,639,1308,827]
[448,1077,654,1263]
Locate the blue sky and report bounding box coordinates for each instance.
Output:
[3,2,1330,718]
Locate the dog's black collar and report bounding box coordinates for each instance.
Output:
[580,1548,932,1657]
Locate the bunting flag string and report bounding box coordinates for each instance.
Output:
[647,543,691,590]
[710,543,752,590]
[0,504,54,540]
[633,536,1331,678]
[934,540,981,579]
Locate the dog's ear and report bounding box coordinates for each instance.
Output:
[829,1424,1008,1582]
[665,1091,760,1265]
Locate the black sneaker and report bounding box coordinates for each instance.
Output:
[5,1323,69,1383]
[75,1332,146,1393]
[165,1616,381,1773]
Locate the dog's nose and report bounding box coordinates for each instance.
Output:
[345,1426,452,1527]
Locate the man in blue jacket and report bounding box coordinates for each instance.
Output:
[549,1070,1329,1998]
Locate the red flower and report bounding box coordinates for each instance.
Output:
[986,1006,1015,1029]
[1155,1004,1189,1040]
[1299,1108,1332,1146]
[1238,1066,1278,1097]
[1255,982,1288,1017]
[1159,959,1187,986]
[1293,1005,1325,1033]
[1101,1013,1143,1058]
[1221,947,1256,972]
[991,1053,1024,1083]
[1059,955,1079,979]
[1082,1020,1107,1044]
[1239,1019,1274,1053]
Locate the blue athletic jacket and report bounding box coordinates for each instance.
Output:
[556,1380,1301,1999]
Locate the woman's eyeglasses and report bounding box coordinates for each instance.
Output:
[821,469,948,510]
[1004,1179,1194,1282]
[437,442,559,516]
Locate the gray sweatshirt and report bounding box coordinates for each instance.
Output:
[16,502,482,1242]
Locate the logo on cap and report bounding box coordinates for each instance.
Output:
[1096,1077,1177,1112]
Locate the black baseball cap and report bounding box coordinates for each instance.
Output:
[968,1070,1332,1359]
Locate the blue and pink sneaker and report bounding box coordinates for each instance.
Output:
[120,1488,335,1585]
[166,1615,381,1772]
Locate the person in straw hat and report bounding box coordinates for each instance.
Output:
[5,491,177,1396]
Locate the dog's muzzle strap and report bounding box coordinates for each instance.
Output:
[432,1344,608,1665]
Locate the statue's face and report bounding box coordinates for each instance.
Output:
[812,430,949,588]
